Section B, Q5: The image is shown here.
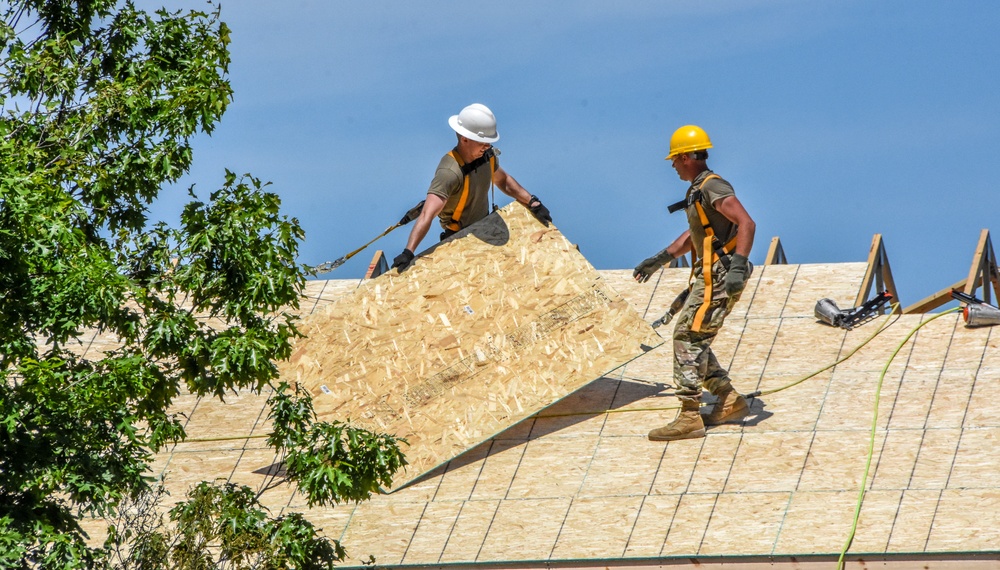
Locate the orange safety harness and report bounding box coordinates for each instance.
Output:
[669,173,738,332]
[445,149,497,233]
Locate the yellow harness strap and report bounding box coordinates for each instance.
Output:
[690,174,738,332]
[446,151,497,232]
[446,151,471,232]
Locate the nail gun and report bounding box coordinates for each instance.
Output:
[815,291,894,330]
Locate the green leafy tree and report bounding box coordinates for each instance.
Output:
[0,2,406,568]
[104,480,348,570]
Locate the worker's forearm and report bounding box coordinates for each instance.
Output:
[497,174,532,204]
[735,219,755,258]
[503,185,533,205]
[668,231,693,258]
[405,217,433,252]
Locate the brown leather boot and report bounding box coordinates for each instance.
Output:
[702,386,749,425]
[648,400,705,441]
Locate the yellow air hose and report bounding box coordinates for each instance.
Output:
[537,303,901,419]
[835,306,960,570]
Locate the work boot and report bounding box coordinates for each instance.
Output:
[702,386,749,425]
[648,400,705,441]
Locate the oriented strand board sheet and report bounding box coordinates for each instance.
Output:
[283,203,662,487]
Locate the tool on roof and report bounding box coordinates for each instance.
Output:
[815,291,893,329]
[313,200,425,274]
[651,288,690,329]
[951,290,1000,327]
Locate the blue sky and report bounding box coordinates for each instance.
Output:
[153,1,1000,309]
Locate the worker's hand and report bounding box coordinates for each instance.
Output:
[723,254,750,296]
[528,195,551,225]
[392,249,415,271]
[633,248,674,283]
[650,312,672,329]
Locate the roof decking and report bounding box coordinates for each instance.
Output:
[78,224,1000,568]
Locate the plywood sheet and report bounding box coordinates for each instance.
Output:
[283,204,662,487]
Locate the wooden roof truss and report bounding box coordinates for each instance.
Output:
[856,233,901,312]
[903,229,999,313]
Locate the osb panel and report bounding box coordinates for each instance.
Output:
[338,499,427,566]
[504,435,598,499]
[577,435,665,498]
[774,490,858,553]
[745,264,799,319]
[782,262,869,317]
[753,371,831,431]
[886,489,938,551]
[797,430,883,492]
[699,491,790,556]
[467,439,528,501]
[180,390,270,444]
[649,439,705,495]
[925,489,1000,551]
[661,492,717,555]
[477,497,571,561]
[439,499,499,563]
[727,268,764,321]
[429,444,493,501]
[945,427,1000,489]
[844,489,904,553]
[685,433,742,494]
[908,429,962,489]
[551,495,644,559]
[401,500,464,564]
[623,494,681,557]
[724,432,812,493]
[282,204,662,487]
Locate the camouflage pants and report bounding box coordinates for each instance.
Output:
[672,259,745,403]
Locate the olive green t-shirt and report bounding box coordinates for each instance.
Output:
[684,170,738,266]
[427,149,497,230]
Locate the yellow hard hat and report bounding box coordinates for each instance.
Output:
[665,125,712,160]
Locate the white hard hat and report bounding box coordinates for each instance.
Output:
[448,103,499,143]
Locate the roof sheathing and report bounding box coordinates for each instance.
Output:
[304,262,1000,567]
[78,256,1000,568]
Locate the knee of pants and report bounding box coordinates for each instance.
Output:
[673,339,700,368]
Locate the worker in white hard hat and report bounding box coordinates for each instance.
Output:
[391,103,551,270]
[633,125,757,442]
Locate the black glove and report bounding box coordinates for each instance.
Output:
[392,249,414,271]
[722,253,749,296]
[633,248,674,283]
[528,195,551,225]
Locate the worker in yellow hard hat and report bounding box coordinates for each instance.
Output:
[391,103,552,270]
[633,124,757,442]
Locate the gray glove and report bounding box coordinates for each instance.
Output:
[633,248,674,283]
[651,313,672,329]
[722,253,749,296]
